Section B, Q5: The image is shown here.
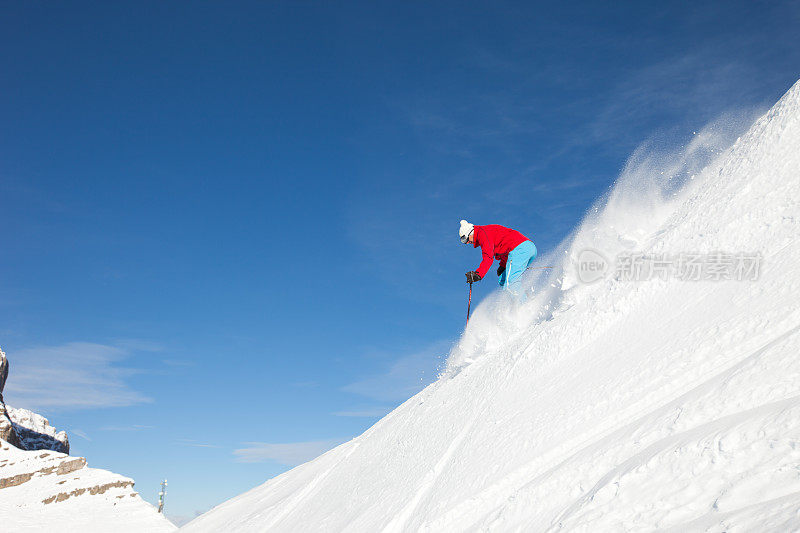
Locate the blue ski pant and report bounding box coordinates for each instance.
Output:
[498,240,538,292]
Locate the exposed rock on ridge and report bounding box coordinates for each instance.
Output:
[0,346,69,453]
[0,348,22,449]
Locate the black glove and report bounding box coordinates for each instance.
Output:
[465,271,482,283]
[497,264,505,276]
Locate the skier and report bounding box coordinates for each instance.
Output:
[459,220,537,293]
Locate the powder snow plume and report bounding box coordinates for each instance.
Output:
[181,80,800,532]
[445,107,761,374]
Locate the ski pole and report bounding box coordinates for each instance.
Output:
[526,266,554,271]
[466,281,473,326]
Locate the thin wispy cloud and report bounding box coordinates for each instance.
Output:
[70,429,91,441]
[341,341,448,404]
[101,424,155,432]
[586,51,769,150]
[291,380,318,389]
[112,338,165,353]
[3,342,152,411]
[175,438,220,448]
[234,439,342,466]
[162,358,194,368]
[333,407,391,418]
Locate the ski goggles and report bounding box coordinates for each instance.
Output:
[460,230,473,244]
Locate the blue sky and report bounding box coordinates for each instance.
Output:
[2,0,799,525]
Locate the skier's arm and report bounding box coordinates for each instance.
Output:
[476,241,494,279]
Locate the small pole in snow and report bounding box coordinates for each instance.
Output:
[466,281,473,326]
[158,479,167,514]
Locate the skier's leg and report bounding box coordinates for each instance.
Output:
[504,246,525,291]
[505,241,537,294]
[525,241,538,269]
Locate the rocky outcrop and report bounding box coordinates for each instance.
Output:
[0,348,7,395]
[0,346,69,453]
[42,479,135,504]
[0,346,175,531]
[8,407,69,454]
[0,348,22,449]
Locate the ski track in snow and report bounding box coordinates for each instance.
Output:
[382,419,474,533]
[545,325,800,531]
[181,80,800,532]
[384,346,533,533]
[426,321,800,531]
[260,442,362,531]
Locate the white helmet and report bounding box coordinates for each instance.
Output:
[459,220,474,244]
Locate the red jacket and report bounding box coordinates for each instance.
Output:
[473,224,530,278]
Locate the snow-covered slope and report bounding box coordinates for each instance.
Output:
[182,80,800,532]
[0,439,176,532]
